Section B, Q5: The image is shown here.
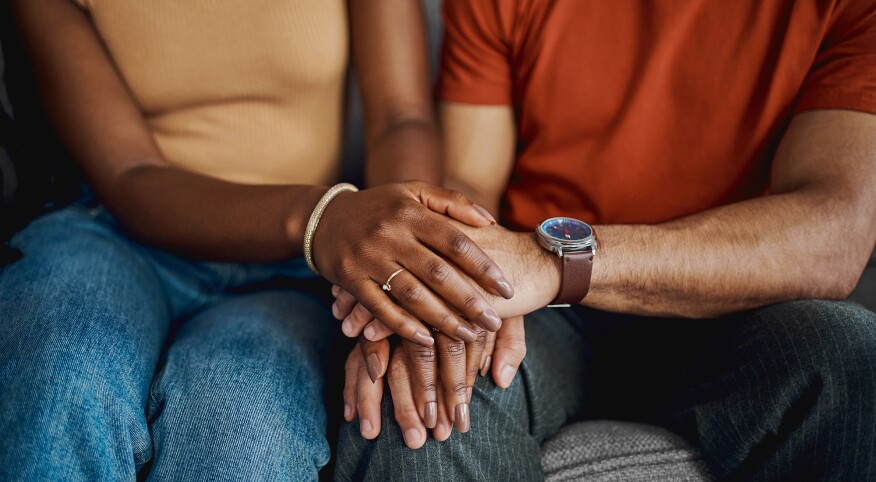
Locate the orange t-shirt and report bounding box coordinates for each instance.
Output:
[437,0,876,230]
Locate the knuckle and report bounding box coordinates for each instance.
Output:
[400,283,427,304]
[451,381,468,395]
[473,330,488,348]
[420,381,438,393]
[395,405,420,421]
[460,295,480,313]
[435,312,455,330]
[388,359,409,381]
[447,232,474,258]
[449,189,468,204]
[425,259,452,285]
[411,344,436,362]
[393,201,421,223]
[442,341,466,357]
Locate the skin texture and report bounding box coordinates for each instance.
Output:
[343,104,876,447]
[10,0,513,347]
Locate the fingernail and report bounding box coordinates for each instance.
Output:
[473,204,497,224]
[413,331,435,347]
[332,303,341,319]
[342,318,354,336]
[364,324,376,340]
[344,404,352,420]
[366,353,382,383]
[476,309,502,331]
[500,363,516,387]
[455,323,478,343]
[424,402,438,428]
[361,418,373,435]
[466,386,473,402]
[480,356,492,377]
[404,428,422,447]
[455,403,470,433]
[331,285,340,297]
[497,279,514,299]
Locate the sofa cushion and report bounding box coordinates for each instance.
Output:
[540,421,715,482]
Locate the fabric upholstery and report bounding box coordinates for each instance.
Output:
[540,422,714,482]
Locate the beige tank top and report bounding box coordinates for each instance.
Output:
[74,0,349,185]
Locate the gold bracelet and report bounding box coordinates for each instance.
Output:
[304,182,359,275]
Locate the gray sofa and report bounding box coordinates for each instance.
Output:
[1,3,873,481]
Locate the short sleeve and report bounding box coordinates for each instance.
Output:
[436,0,515,105]
[795,0,876,115]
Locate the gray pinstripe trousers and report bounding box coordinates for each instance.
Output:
[335,300,876,481]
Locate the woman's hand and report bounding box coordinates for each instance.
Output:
[314,181,512,347]
[343,317,527,449]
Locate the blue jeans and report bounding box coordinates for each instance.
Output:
[0,202,337,480]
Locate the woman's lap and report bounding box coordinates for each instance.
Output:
[0,206,336,481]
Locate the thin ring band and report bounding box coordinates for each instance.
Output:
[382,268,406,292]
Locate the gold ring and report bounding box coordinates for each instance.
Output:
[382,268,406,292]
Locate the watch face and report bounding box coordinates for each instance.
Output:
[540,217,592,242]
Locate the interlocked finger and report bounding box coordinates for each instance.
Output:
[435,332,470,433]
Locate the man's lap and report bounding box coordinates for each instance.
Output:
[335,300,876,481]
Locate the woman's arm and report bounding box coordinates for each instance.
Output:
[12,0,330,262]
[12,0,513,345]
[350,0,441,186]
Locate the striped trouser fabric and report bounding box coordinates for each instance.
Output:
[334,300,876,481]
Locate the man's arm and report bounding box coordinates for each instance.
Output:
[443,102,876,318]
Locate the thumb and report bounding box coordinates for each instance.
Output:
[492,316,526,388]
[408,182,496,227]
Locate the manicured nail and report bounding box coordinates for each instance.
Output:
[404,428,422,447]
[480,356,492,377]
[473,204,497,224]
[413,331,435,347]
[424,402,438,428]
[497,279,514,299]
[455,403,470,433]
[466,386,473,402]
[364,324,376,340]
[499,363,516,387]
[344,404,352,420]
[361,418,373,435]
[366,353,382,383]
[342,318,355,336]
[455,323,478,343]
[331,285,340,297]
[476,309,502,331]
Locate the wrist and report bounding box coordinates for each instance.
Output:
[308,187,359,276]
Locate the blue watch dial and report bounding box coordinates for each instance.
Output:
[540,217,592,241]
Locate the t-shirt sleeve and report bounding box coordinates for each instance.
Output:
[795,0,876,115]
[436,0,515,105]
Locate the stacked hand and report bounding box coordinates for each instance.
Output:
[330,194,561,448]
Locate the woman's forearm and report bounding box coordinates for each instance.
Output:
[104,164,326,262]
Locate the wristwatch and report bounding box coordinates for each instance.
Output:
[535,217,597,306]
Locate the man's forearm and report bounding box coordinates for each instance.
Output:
[589,189,873,318]
[458,189,872,320]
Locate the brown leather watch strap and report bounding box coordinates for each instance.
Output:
[551,251,593,305]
